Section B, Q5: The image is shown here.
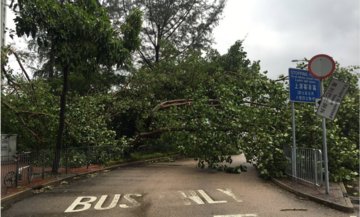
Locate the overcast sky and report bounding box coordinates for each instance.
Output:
[4,0,360,81]
[213,0,359,80]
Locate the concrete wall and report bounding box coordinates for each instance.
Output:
[1,134,17,161]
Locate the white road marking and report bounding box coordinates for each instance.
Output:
[64,196,97,213]
[179,190,205,205]
[64,188,240,213]
[198,190,227,204]
[217,189,243,202]
[94,194,121,210]
[213,214,257,217]
[119,194,142,208]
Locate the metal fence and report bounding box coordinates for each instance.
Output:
[283,146,323,188]
[1,145,127,187]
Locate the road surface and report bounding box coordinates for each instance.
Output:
[2,154,356,217]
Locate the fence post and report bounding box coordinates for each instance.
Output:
[314,149,317,189]
[319,150,323,186]
[66,149,69,173]
[42,151,45,179]
[15,155,19,187]
[108,146,110,162]
[86,146,90,169]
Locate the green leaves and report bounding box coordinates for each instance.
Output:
[3,9,358,182]
[13,0,141,70]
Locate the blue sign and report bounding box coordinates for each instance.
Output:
[289,68,320,103]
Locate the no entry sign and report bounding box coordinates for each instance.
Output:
[308,54,335,79]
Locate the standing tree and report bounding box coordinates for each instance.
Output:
[11,0,142,173]
[101,0,227,66]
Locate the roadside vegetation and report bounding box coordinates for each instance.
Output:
[103,152,178,167]
[1,0,359,182]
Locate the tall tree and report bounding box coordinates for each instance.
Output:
[11,0,142,173]
[16,1,129,95]
[102,0,227,66]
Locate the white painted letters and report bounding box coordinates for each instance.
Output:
[178,190,205,205]
[119,194,142,208]
[64,188,241,213]
[217,189,242,202]
[198,190,227,204]
[213,214,257,217]
[64,196,97,213]
[94,194,121,210]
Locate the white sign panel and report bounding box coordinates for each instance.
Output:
[316,78,349,120]
[314,98,321,112]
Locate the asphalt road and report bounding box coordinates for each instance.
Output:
[2,154,356,217]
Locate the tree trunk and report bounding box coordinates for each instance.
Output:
[52,66,68,173]
[48,44,55,80]
[155,45,160,62]
[155,24,161,63]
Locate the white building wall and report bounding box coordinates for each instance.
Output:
[1,0,6,46]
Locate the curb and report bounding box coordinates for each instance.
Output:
[1,154,183,210]
[339,182,348,197]
[338,182,355,208]
[271,177,354,213]
[340,182,360,205]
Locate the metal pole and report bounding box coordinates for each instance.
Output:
[42,151,45,179]
[291,102,297,180]
[15,155,19,187]
[316,115,318,139]
[87,146,90,169]
[66,149,69,173]
[314,149,318,189]
[321,80,330,194]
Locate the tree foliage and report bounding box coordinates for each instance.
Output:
[1,73,131,151]
[2,20,358,181]
[102,0,227,65]
[9,0,142,172]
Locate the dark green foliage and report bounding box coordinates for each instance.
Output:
[9,0,142,172]
[2,31,358,181]
[102,0,227,65]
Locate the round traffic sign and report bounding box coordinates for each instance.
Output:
[308,54,335,79]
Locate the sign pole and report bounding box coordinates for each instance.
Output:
[308,54,336,195]
[291,102,297,180]
[320,79,330,194]
[288,67,321,181]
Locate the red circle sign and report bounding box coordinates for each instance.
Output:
[308,54,335,79]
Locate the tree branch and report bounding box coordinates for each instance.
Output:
[2,101,72,132]
[243,101,281,110]
[138,50,152,68]
[112,80,131,98]
[2,66,21,87]
[144,27,156,47]
[152,99,221,113]
[128,127,194,148]
[163,0,196,39]
[8,48,32,84]
[2,101,44,143]
[275,76,289,82]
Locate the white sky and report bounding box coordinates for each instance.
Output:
[4,0,360,81]
[213,0,360,80]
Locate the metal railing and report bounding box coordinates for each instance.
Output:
[1,145,128,187]
[283,146,323,188]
